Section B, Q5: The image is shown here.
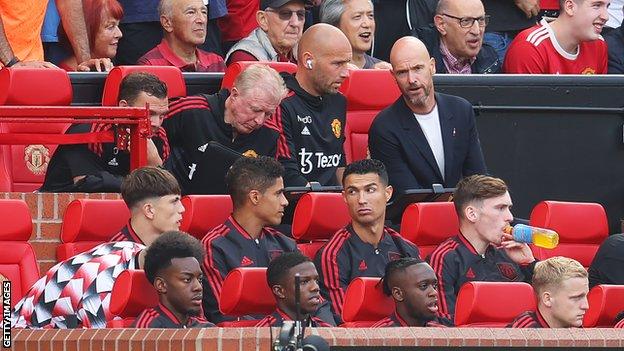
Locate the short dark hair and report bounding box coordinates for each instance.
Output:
[226,156,284,208]
[381,257,424,296]
[121,166,181,209]
[118,72,168,105]
[342,159,389,185]
[453,174,507,219]
[144,230,205,284]
[267,252,311,287]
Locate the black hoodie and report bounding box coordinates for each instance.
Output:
[274,73,347,187]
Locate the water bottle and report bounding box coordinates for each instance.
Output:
[504,224,559,249]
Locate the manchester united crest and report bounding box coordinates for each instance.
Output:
[242,149,258,158]
[581,67,596,75]
[331,118,341,139]
[24,144,50,175]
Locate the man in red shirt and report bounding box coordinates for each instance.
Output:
[504,0,609,74]
[225,0,306,65]
[138,0,225,72]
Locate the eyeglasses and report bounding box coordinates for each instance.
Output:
[265,8,306,21]
[441,14,490,28]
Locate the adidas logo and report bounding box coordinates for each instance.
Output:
[240,256,254,267]
[108,157,118,166]
[466,267,475,279]
[358,260,367,271]
[198,143,208,152]
[301,126,311,135]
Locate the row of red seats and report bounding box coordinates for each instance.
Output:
[0,62,399,192]
[109,267,624,328]
[0,194,608,309]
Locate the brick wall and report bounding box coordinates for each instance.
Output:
[10,327,624,350]
[2,192,121,273]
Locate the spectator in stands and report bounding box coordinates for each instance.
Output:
[428,175,536,320]
[508,256,588,328]
[482,0,539,64]
[218,0,260,54]
[315,159,421,324]
[41,72,169,193]
[368,36,486,194]
[588,233,624,287]
[163,64,286,195]
[373,258,453,327]
[275,23,351,187]
[12,166,185,329]
[0,0,100,70]
[138,0,225,72]
[605,7,624,73]
[134,231,215,328]
[201,156,298,323]
[418,0,500,74]
[59,0,123,71]
[503,0,608,74]
[256,252,336,327]
[226,0,305,65]
[319,0,391,69]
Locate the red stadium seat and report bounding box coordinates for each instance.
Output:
[0,68,72,191]
[454,281,536,327]
[101,66,187,106]
[108,269,159,327]
[179,195,233,240]
[529,201,608,267]
[0,199,39,307]
[218,267,274,327]
[57,199,130,261]
[221,61,297,89]
[584,284,624,327]
[341,277,394,327]
[339,69,401,163]
[400,202,459,259]
[292,192,351,259]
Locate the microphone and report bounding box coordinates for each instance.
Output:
[301,335,330,351]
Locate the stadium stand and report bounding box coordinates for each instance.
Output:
[109,269,159,327]
[57,199,129,261]
[179,195,233,240]
[339,69,401,163]
[220,61,297,89]
[101,66,187,106]
[341,277,394,327]
[218,267,275,327]
[291,192,351,259]
[584,284,624,327]
[454,281,536,327]
[400,202,459,259]
[529,201,609,267]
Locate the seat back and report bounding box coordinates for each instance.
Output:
[454,281,536,327]
[584,284,624,327]
[58,199,130,261]
[400,202,459,259]
[529,201,608,267]
[0,199,38,306]
[109,269,159,326]
[341,277,394,325]
[221,61,298,89]
[219,267,275,316]
[292,192,350,259]
[339,69,401,163]
[102,66,187,106]
[0,68,73,191]
[179,195,233,240]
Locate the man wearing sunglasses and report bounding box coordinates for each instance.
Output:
[226,0,307,65]
[417,0,500,74]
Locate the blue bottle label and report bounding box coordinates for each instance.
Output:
[513,224,533,243]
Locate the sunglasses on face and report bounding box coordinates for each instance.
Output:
[265,8,306,21]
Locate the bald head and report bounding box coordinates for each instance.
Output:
[390,36,431,69]
[298,23,352,61]
[296,23,352,96]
